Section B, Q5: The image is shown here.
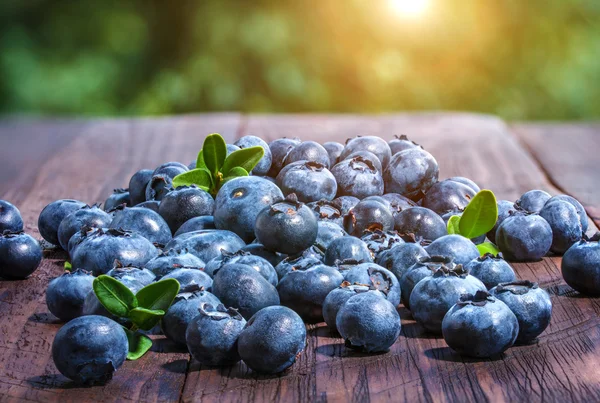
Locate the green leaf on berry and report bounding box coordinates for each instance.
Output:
[476,242,501,256]
[64,261,72,271]
[123,327,153,361]
[128,307,165,331]
[459,189,498,239]
[446,215,461,235]
[202,133,227,177]
[223,166,249,183]
[135,278,180,312]
[93,275,138,318]
[195,150,207,170]
[221,146,264,175]
[172,168,212,190]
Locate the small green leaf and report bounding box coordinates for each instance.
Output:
[135,278,180,312]
[196,149,207,170]
[128,307,165,331]
[221,146,265,175]
[223,166,249,183]
[123,327,153,360]
[447,215,461,235]
[172,168,213,190]
[93,275,138,318]
[202,133,227,177]
[459,190,498,239]
[477,242,501,256]
[64,261,72,271]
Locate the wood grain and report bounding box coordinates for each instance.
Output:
[511,123,600,228]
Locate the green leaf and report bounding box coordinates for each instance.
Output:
[123,327,153,360]
[202,133,227,177]
[223,166,249,183]
[459,190,498,239]
[93,275,138,318]
[172,168,213,190]
[196,149,207,170]
[128,307,165,331]
[446,215,461,235]
[477,242,501,256]
[64,261,72,271]
[135,278,180,312]
[221,146,265,175]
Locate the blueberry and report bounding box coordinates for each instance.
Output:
[394,206,447,241]
[361,229,404,258]
[145,174,174,202]
[399,255,452,309]
[71,228,158,276]
[446,176,480,193]
[267,138,301,177]
[442,291,519,357]
[331,156,384,199]
[145,248,205,278]
[212,263,280,319]
[205,250,277,285]
[38,199,87,246]
[46,269,94,321]
[362,195,392,211]
[377,242,429,284]
[382,193,417,217]
[238,306,306,374]
[0,200,23,232]
[275,252,323,280]
[344,199,394,237]
[343,262,401,307]
[495,213,552,261]
[158,186,215,233]
[539,200,582,254]
[104,188,130,212]
[342,150,383,173]
[487,200,516,244]
[465,253,516,289]
[57,205,112,250]
[515,190,551,213]
[174,216,215,237]
[307,199,344,228]
[52,315,128,385]
[323,141,344,167]
[388,134,421,155]
[336,292,401,352]
[226,144,241,155]
[106,263,156,286]
[161,288,221,346]
[128,169,154,206]
[332,196,360,216]
[409,264,486,333]
[67,226,103,257]
[422,179,477,215]
[162,268,213,291]
[214,176,283,242]
[109,206,172,245]
[277,263,344,322]
[384,148,439,200]
[281,161,337,203]
[283,141,330,168]
[315,221,347,252]
[340,136,392,169]
[425,234,480,265]
[546,194,588,234]
[255,194,318,255]
[490,280,552,343]
[165,230,245,263]
[276,159,308,188]
[322,282,378,331]
[240,243,286,267]
[153,161,189,177]
[325,236,373,265]
[234,135,272,176]
[561,237,600,295]
[186,303,246,366]
[137,200,161,213]
[0,231,42,279]
[441,211,485,244]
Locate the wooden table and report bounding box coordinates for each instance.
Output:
[0,113,599,402]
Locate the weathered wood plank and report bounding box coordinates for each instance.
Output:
[0,114,241,402]
[511,123,600,228]
[180,114,600,402]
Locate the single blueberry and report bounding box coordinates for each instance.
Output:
[322,282,379,331]
[0,200,23,233]
[52,315,128,385]
[339,136,392,169]
[240,243,286,267]
[546,194,588,234]
[275,253,323,281]
[323,141,344,168]
[399,255,453,309]
[152,161,189,178]
[361,229,404,259]
[267,138,301,177]
[38,199,87,246]
[490,280,552,344]
[495,213,552,261]
[465,253,516,289]
[145,174,174,202]
[281,161,337,203]
[57,205,112,251]
[67,227,103,257]
[394,206,447,241]
[561,237,600,296]
[446,176,481,193]
[164,229,245,263]
[0,231,43,279]
[128,169,154,206]
[237,306,306,374]
[343,262,401,307]
[173,216,215,237]
[383,147,439,201]
[103,188,130,212]
[109,206,172,245]
[331,156,384,199]
[344,199,394,237]
[388,134,421,155]
[46,269,94,321]
[106,262,156,286]
[342,150,383,173]
[515,190,552,213]
[539,201,582,254]
[336,292,401,353]
[205,250,277,285]
[425,234,480,265]
[158,186,215,233]
[422,179,477,215]
[283,141,330,168]
[487,200,516,244]
[307,199,344,228]
[442,291,519,358]
[324,236,373,266]
[382,193,417,218]
[315,221,348,252]
[376,241,429,282]
[234,135,272,176]
[332,196,360,216]
[145,248,205,278]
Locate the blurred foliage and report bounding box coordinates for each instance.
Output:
[1,0,599,119]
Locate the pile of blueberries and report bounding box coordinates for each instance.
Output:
[1,134,599,386]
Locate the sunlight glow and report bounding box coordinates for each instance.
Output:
[388,0,430,18]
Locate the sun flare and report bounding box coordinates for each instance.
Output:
[388,0,430,18]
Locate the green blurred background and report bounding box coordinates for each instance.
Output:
[1,0,599,120]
